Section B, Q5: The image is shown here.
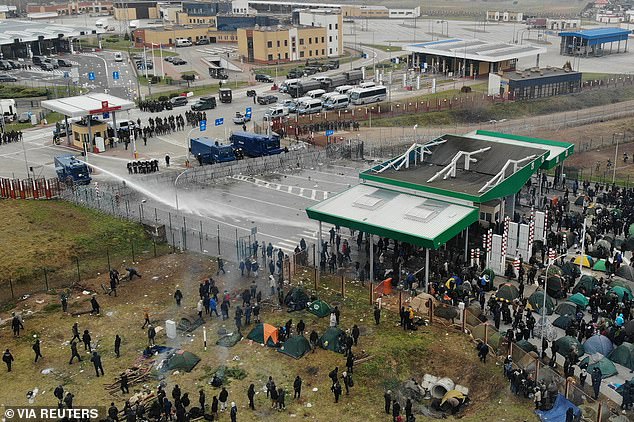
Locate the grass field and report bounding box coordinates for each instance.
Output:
[0,244,538,421]
[360,44,403,52]
[145,81,249,100]
[82,36,179,57]
[4,112,65,132]
[0,201,167,303]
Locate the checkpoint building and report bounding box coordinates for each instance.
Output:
[404,38,547,78]
[306,131,573,284]
[559,27,631,57]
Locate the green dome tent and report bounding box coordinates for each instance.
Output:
[527,289,554,315]
[246,323,279,347]
[581,353,618,379]
[494,283,519,302]
[284,287,309,311]
[608,342,634,370]
[553,315,574,330]
[166,350,201,372]
[278,335,311,359]
[307,299,331,318]
[216,331,242,348]
[555,301,578,317]
[568,293,589,308]
[573,275,598,295]
[318,327,346,354]
[592,259,607,272]
[554,336,585,358]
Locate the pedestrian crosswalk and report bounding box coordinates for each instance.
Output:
[231,174,330,201]
[270,225,340,255]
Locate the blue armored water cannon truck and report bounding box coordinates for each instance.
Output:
[54,154,92,184]
[190,137,240,165]
[229,131,286,158]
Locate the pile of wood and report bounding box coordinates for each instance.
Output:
[104,360,154,394]
[353,350,373,364]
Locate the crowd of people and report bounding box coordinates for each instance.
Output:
[1,129,23,144]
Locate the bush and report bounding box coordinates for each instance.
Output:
[124,32,130,41]
[105,36,120,43]
[169,93,179,98]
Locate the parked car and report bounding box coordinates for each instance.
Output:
[114,52,123,62]
[190,96,216,111]
[17,112,33,123]
[44,58,59,69]
[196,38,209,45]
[40,63,54,71]
[0,75,18,82]
[170,96,188,107]
[257,95,278,105]
[232,111,251,124]
[56,59,72,67]
[172,58,187,65]
[246,89,257,97]
[0,60,11,70]
[164,56,175,62]
[255,74,273,83]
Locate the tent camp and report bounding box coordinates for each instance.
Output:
[307,299,331,318]
[165,350,201,372]
[247,323,279,346]
[535,394,581,422]
[409,292,437,316]
[284,287,309,311]
[470,324,503,351]
[580,353,618,378]
[278,335,311,359]
[318,327,346,354]
[554,336,585,358]
[527,289,554,315]
[568,293,589,308]
[554,301,578,317]
[583,335,614,357]
[608,342,634,370]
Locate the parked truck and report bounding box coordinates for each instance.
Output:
[190,137,238,164]
[290,79,322,98]
[229,131,285,158]
[54,155,91,184]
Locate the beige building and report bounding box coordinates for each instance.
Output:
[486,10,524,22]
[238,25,327,64]
[113,1,160,20]
[133,25,237,47]
[341,5,388,18]
[176,12,217,25]
[297,8,342,57]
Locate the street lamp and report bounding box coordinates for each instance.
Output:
[540,252,566,350]
[174,168,189,211]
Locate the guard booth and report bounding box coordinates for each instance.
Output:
[41,93,135,154]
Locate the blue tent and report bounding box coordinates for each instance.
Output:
[583,335,614,356]
[535,394,581,422]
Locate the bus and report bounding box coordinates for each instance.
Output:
[348,85,387,105]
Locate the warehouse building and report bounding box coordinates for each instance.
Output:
[488,67,582,100]
[238,24,327,63]
[404,38,546,78]
[559,27,631,56]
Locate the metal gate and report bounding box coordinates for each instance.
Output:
[237,234,253,262]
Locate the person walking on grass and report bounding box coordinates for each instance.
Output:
[90,351,104,377]
[69,341,81,364]
[114,334,122,358]
[3,349,14,372]
[247,384,255,410]
[33,338,43,362]
[293,376,302,399]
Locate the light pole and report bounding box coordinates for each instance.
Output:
[613,133,621,183]
[540,252,566,350]
[174,168,189,211]
[413,124,418,142]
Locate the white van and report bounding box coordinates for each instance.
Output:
[114,52,123,62]
[129,20,139,29]
[297,98,322,115]
[359,81,376,89]
[264,105,289,119]
[306,89,326,99]
[96,19,108,29]
[335,85,353,95]
[321,92,338,102]
[175,38,192,47]
[323,94,349,110]
[280,78,301,93]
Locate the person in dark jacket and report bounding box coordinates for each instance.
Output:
[198,389,206,413]
[211,396,218,418]
[591,367,602,399]
[293,376,302,399]
[33,338,43,362]
[11,313,24,337]
[297,320,306,336]
[230,402,237,422]
[54,385,64,404]
[374,305,381,325]
[3,349,14,372]
[566,407,575,422]
[247,384,255,410]
[309,330,319,352]
[219,387,229,412]
[392,400,401,422]
[405,398,413,420]
[115,334,122,358]
[69,341,81,364]
[120,373,129,394]
[82,329,92,352]
[174,289,183,306]
[108,402,119,421]
[352,324,360,346]
[331,381,342,403]
[90,351,104,377]
[384,390,392,414]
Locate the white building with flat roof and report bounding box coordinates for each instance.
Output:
[298,8,343,57]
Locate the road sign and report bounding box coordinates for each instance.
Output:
[215,118,224,126]
[245,111,252,118]
[325,129,334,136]
[112,71,120,80]
[199,120,207,131]
[88,72,95,81]
[63,71,70,79]
[246,107,252,114]
[102,112,110,118]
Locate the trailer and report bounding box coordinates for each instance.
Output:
[54,155,91,184]
[290,80,322,98]
[345,70,363,85]
[321,74,348,91]
[229,131,285,158]
[190,137,237,164]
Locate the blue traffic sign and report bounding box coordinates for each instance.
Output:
[112,71,120,80]
[246,107,252,114]
[325,129,334,137]
[199,120,207,131]
[88,72,95,81]
[215,118,224,126]
[103,112,110,118]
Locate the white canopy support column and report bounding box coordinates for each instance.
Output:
[318,222,323,276]
[372,139,447,174]
[425,248,429,288]
[478,155,536,193]
[427,147,491,183]
[369,234,374,282]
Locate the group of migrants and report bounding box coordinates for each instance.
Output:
[1,130,23,144]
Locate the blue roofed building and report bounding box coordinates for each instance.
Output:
[558,27,631,57]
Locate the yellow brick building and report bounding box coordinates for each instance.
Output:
[237,25,327,64]
[133,26,237,47]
